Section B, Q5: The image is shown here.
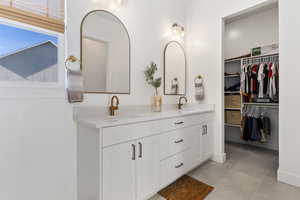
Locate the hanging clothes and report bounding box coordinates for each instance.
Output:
[241,114,271,143]
[257,63,266,98]
[263,64,269,96]
[240,60,279,103]
[269,63,278,99]
[250,64,259,96]
[241,64,247,95]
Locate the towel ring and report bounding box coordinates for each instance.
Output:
[65,55,80,70]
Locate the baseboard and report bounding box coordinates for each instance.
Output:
[278,169,300,187]
[211,153,226,163]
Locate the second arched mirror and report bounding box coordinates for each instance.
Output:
[164,41,186,95]
[81,10,130,94]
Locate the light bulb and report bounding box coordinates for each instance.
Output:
[171,23,185,39]
[109,0,123,11]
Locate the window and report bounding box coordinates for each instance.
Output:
[0,0,64,33]
[0,21,61,84]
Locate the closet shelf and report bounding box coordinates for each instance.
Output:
[224,74,240,78]
[243,53,279,60]
[225,91,240,94]
[225,108,241,111]
[225,123,240,128]
[243,103,279,107]
[225,58,242,63]
[242,53,279,65]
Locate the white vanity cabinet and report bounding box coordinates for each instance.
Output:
[77,110,214,200]
[136,136,160,200]
[102,141,136,200]
[102,136,160,200]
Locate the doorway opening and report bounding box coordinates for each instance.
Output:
[222,0,279,180]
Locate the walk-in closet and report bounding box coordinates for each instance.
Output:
[223,2,279,157]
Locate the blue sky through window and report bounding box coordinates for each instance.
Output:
[0,23,58,57]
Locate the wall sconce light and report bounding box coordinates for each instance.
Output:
[172,23,185,38]
[109,0,124,11]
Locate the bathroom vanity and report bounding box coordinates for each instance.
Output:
[76,105,215,200]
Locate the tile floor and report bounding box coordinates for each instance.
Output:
[150,142,300,200]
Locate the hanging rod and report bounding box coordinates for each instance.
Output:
[242,53,279,65]
[243,103,279,109]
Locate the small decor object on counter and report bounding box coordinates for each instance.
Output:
[65,55,84,103]
[195,75,204,101]
[144,62,162,112]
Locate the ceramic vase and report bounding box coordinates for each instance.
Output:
[151,94,162,112]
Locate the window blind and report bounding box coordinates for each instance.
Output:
[0,0,64,33]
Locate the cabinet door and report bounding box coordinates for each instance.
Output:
[136,136,160,200]
[201,121,214,161]
[103,141,137,200]
[189,125,202,167]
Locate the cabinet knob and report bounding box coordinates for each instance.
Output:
[174,121,184,125]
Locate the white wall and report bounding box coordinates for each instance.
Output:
[67,0,187,106]
[185,0,276,163]
[0,97,76,200]
[278,0,300,187]
[224,6,279,59]
[0,1,187,200]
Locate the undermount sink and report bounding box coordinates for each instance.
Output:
[178,109,195,113]
[135,112,162,117]
[132,109,197,118]
[98,108,198,123]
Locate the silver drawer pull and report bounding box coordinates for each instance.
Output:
[138,142,142,158]
[202,125,207,135]
[175,121,184,125]
[175,162,184,169]
[174,139,184,144]
[132,144,136,160]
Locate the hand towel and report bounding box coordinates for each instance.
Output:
[66,68,84,103]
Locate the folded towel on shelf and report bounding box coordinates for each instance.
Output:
[225,82,241,91]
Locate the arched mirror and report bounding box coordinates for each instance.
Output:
[164,41,186,95]
[81,10,130,94]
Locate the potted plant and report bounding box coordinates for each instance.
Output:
[144,62,162,112]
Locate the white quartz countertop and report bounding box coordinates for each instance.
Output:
[75,104,215,128]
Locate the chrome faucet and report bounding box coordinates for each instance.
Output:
[109,96,120,116]
[178,96,188,110]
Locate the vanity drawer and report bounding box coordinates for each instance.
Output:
[102,113,213,148]
[170,112,214,129]
[159,126,201,160]
[160,149,192,188]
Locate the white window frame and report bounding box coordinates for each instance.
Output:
[0,17,65,90]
